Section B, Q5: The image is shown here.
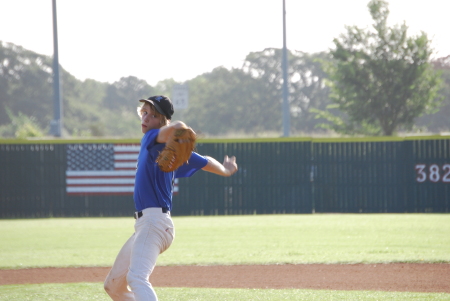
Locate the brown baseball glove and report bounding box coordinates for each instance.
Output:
[156,127,196,172]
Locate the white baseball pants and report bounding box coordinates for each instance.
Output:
[104,208,174,301]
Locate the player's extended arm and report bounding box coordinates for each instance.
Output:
[202,155,238,177]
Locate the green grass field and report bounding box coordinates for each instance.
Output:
[1,214,449,268]
[1,214,449,300]
[1,283,449,301]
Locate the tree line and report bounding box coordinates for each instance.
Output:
[0,0,449,139]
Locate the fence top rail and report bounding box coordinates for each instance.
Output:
[313,135,450,143]
[0,134,449,145]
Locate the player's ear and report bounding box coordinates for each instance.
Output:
[160,117,168,127]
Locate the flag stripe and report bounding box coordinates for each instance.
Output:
[67,170,136,176]
[68,184,135,187]
[114,162,136,169]
[67,186,135,193]
[115,154,138,160]
[67,179,135,184]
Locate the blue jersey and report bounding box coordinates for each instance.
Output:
[133,129,208,211]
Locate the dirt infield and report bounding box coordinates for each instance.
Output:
[0,264,449,293]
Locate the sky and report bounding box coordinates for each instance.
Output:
[1,0,448,86]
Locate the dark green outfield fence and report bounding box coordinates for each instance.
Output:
[0,136,449,218]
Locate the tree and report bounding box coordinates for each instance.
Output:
[288,51,332,132]
[0,42,53,130]
[63,77,108,136]
[183,66,271,136]
[0,42,155,138]
[243,48,332,135]
[415,56,450,133]
[179,49,333,137]
[0,107,45,138]
[324,0,442,136]
[104,76,154,111]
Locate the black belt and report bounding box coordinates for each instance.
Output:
[134,208,169,219]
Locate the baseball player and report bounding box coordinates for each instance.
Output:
[104,95,238,301]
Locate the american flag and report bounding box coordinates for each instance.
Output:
[66,144,138,195]
[66,144,178,196]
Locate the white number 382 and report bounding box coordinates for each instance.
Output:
[415,164,450,183]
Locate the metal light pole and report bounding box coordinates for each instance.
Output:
[282,0,290,137]
[51,0,63,137]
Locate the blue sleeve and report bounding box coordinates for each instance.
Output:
[141,129,159,149]
[175,152,208,178]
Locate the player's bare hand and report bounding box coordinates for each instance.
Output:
[223,155,238,176]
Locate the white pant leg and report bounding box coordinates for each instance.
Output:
[126,209,174,301]
[104,234,136,301]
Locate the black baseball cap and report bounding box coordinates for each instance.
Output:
[139,95,174,119]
